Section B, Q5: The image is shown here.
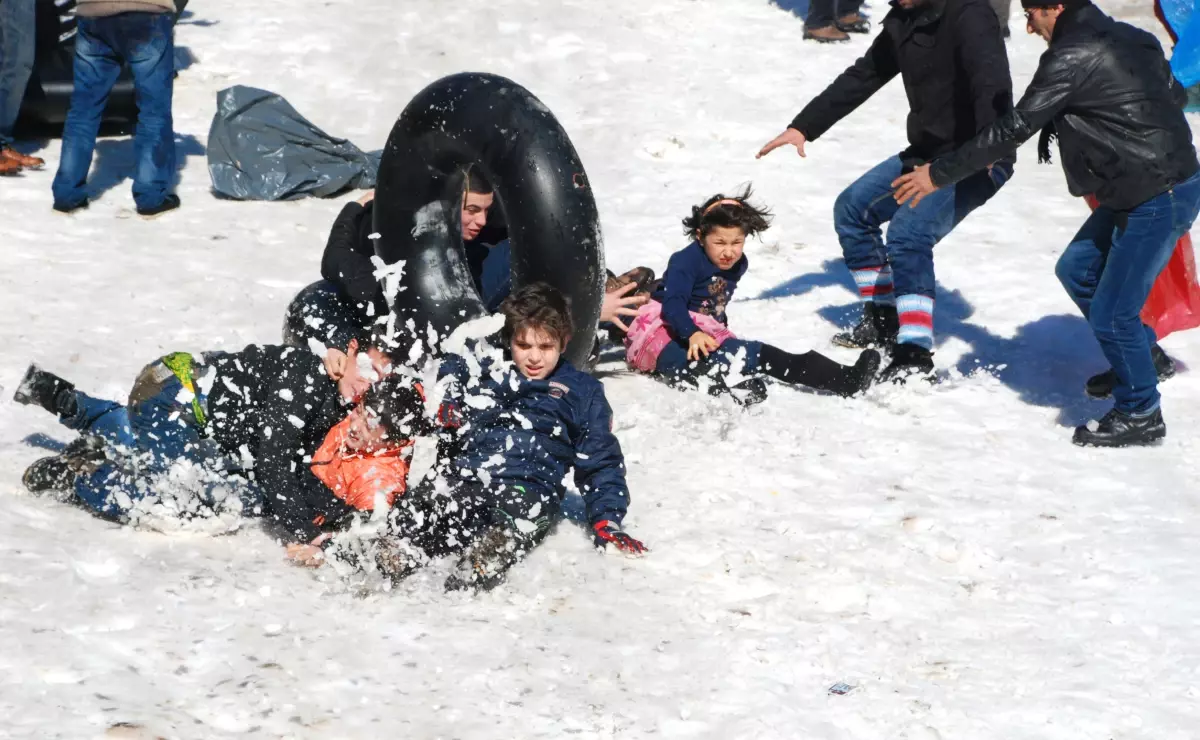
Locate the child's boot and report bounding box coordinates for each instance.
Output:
[878,343,935,384]
[22,435,106,494]
[444,525,525,593]
[833,303,899,350]
[12,364,77,417]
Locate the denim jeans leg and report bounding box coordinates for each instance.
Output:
[124,13,176,210]
[806,0,838,29]
[59,391,136,449]
[834,156,904,272]
[1092,173,1200,414]
[0,0,37,148]
[51,19,124,208]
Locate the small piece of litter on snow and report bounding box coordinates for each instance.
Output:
[828,682,855,695]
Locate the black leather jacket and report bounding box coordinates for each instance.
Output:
[930,2,1198,210]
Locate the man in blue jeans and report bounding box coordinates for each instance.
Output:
[759,0,1014,382]
[52,0,179,217]
[0,0,45,174]
[893,0,1200,446]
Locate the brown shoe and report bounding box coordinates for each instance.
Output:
[804,25,851,43]
[0,148,45,169]
[836,13,872,33]
[0,157,21,176]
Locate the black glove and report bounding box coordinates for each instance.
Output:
[592,520,646,554]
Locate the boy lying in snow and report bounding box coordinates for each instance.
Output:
[376,282,646,591]
[12,339,424,559]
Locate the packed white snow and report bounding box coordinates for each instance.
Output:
[2,1,1199,738]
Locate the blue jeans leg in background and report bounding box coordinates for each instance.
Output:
[52,12,175,210]
[0,0,36,149]
[1056,171,1200,415]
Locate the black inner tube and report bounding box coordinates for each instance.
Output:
[372,72,604,368]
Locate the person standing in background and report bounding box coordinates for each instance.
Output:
[804,0,872,43]
[51,0,179,217]
[0,0,45,174]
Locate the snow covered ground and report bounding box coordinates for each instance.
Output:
[3,0,1200,737]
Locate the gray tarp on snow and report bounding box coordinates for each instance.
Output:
[207,85,381,201]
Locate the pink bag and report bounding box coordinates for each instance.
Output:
[624,300,737,373]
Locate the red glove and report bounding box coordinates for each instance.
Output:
[592,520,647,554]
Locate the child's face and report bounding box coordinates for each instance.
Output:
[344,405,390,453]
[336,341,393,402]
[511,327,564,380]
[700,225,746,271]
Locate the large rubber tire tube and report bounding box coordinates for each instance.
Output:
[373,72,604,368]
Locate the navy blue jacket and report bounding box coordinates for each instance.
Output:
[437,352,630,526]
[650,241,748,340]
[465,239,512,313]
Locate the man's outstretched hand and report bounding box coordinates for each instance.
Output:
[757,128,808,159]
[600,281,649,332]
[891,164,939,208]
[593,520,647,555]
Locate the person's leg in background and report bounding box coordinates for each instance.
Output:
[0,0,42,172]
[51,16,123,212]
[990,0,1013,38]
[804,0,849,43]
[117,11,177,215]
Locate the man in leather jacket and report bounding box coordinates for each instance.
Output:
[893,0,1200,447]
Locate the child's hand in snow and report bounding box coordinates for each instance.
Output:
[687,331,719,361]
[286,534,331,568]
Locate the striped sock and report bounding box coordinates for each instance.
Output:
[896,294,935,349]
[851,265,895,305]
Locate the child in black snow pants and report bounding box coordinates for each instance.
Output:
[624,188,880,403]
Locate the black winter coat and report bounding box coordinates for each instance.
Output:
[204,344,354,542]
[321,201,384,314]
[790,0,1013,169]
[930,2,1198,210]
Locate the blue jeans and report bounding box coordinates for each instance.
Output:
[834,156,1010,300]
[1055,170,1200,415]
[58,367,253,519]
[0,0,36,148]
[52,12,175,210]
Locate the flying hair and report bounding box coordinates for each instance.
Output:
[682,185,773,240]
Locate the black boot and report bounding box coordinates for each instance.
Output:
[1073,408,1166,447]
[833,303,899,350]
[727,377,769,406]
[878,343,935,384]
[444,526,525,593]
[12,364,77,417]
[21,435,106,494]
[22,456,76,494]
[1085,344,1176,399]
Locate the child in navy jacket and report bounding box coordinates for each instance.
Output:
[626,189,880,401]
[382,282,645,591]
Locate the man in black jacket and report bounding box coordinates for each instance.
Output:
[758,0,1014,381]
[12,339,414,544]
[893,0,1200,447]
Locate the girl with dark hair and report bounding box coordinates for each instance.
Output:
[624,188,880,403]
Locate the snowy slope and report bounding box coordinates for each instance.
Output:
[2,1,1200,738]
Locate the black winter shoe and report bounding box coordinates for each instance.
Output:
[850,349,882,395]
[878,343,935,384]
[444,526,525,592]
[728,377,769,407]
[12,364,77,417]
[22,456,76,494]
[1085,344,1176,399]
[833,303,899,349]
[52,199,89,214]
[136,194,180,219]
[1073,408,1166,448]
[21,435,106,494]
